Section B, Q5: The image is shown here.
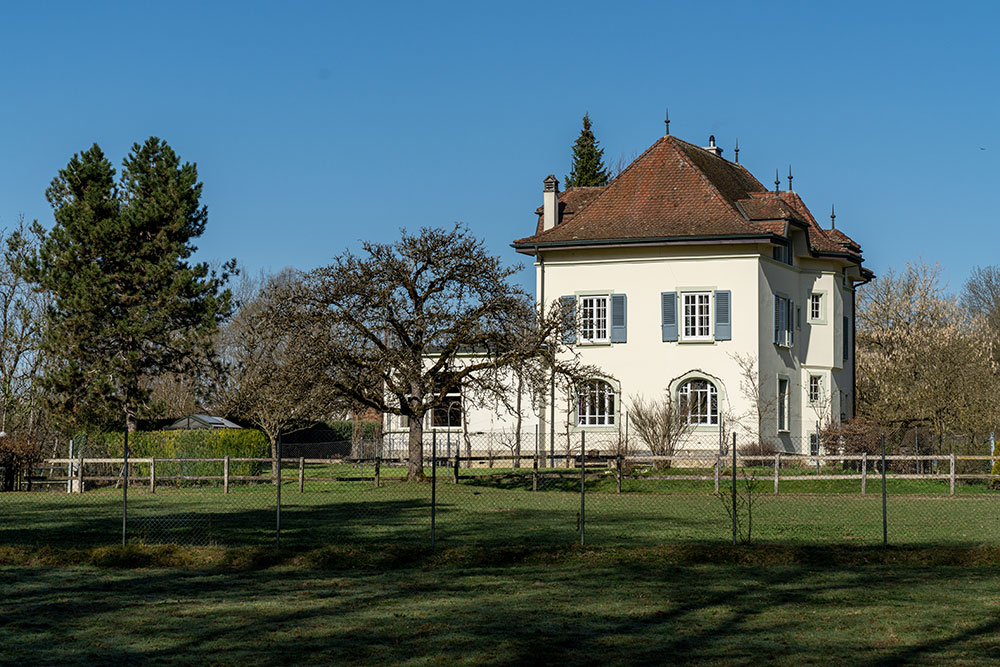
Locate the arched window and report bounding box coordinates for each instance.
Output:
[678,379,718,425]
[577,380,616,426]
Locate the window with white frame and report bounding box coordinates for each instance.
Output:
[577,379,616,426]
[678,379,719,425]
[774,295,794,347]
[579,295,609,343]
[777,378,790,432]
[682,292,712,340]
[808,375,822,404]
[809,293,823,322]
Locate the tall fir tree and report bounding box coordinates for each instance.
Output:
[564,113,610,188]
[17,138,235,431]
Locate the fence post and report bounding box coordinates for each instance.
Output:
[122,428,129,548]
[861,452,867,495]
[276,431,282,548]
[150,458,156,494]
[533,424,539,490]
[375,455,381,488]
[580,431,586,546]
[773,453,780,495]
[714,455,720,494]
[298,457,305,493]
[949,452,956,496]
[431,431,437,549]
[77,456,84,494]
[453,451,460,484]
[881,433,887,547]
[731,432,737,546]
[224,455,230,494]
[617,454,623,494]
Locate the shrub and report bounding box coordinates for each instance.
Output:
[0,435,43,492]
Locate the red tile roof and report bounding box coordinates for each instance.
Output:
[514,134,864,264]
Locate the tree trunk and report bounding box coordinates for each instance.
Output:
[407,416,426,481]
[269,433,279,486]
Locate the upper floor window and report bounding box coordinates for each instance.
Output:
[682,292,712,340]
[678,379,718,425]
[809,293,824,322]
[774,295,794,347]
[773,242,793,266]
[580,295,609,343]
[808,375,822,403]
[431,376,462,428]
[577,379,616,426]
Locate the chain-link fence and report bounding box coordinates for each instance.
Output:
[3,430,1000,549]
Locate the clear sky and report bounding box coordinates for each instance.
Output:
[2,1,997,293]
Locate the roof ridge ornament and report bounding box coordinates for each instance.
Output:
[788,165,793,191]
[774,169,781,193]
[664,106,670,136]
[831,204,836,229]
[734,138,739,164]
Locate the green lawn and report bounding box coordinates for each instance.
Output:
[3,559,1000,664]
[3,469,1000,550]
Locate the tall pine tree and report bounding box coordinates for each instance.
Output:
[564,113,610,188]
[18,138,235,431]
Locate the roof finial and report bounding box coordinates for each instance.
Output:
[787,165,793,191]
[775,169,781,193]
[664,106,670,136]
[830,204,836,229]
[734,138,739,164]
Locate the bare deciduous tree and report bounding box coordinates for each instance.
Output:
[627,392,691,470]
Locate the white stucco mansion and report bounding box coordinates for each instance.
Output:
[389,129,870,455]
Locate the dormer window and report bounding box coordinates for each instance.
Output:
[773,242,793,266]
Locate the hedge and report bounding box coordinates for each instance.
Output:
[74,429,270,481]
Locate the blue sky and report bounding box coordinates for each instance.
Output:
[1,1,997,293]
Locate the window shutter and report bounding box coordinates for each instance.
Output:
[661,292,678,342]
[559,295,576,344]
[773,296,780,344]
[610,293,627,343]
[788,300,795,346]
[843,315,849,360]
[714,290,731,341]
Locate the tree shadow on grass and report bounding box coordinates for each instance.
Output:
[2,563,999,664]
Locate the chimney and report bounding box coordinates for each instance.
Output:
[703,135,723,157]
[542,175,559,231]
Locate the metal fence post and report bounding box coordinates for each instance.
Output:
[533,424,539,491]
[298,457,305,493]
[881,433,887,546]
[731,432,737,546]
[453,450,460,484]
[617,454,623,494]
[431,431,437,549]
[714,455,720,494]
[375,455,381,488]
[276,431,282,548]
[580,431,586,546]
[122,428,128,548]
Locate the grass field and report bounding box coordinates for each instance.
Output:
[4,555,1000,664]
[4,465,1000,550]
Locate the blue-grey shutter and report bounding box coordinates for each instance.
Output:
[661,292,678,342]
[714,290,731,341]
[610,293,627,343]
[559,295,576,344]
[773,296,781,344]
[788,300,795,346]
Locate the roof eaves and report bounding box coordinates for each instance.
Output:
[513,233,780,253]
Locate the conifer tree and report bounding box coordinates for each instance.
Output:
[16,138,235,431]
[564,113,610,188]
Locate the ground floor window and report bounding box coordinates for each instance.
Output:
[578,379,616,426]
[777,378,789,431]
[431,376,463,427]
[678,379,718,425]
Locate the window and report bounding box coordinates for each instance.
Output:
[809,375,822,404]
[809,433,820,456]
[774,295,794,347]
[678,379,719,426]
[577,380,616,426]
[777,378,789,432]
[809,293,823,321]
[682,292,712,340]
[773,243,793,265]
[431,376,462,428]
[579,295,609,343]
